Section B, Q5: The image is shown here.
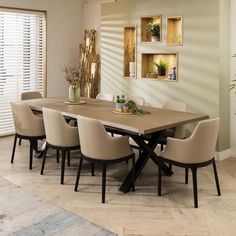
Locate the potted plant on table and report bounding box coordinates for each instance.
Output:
[115,95,126,110]
[154,58,169,77]
[147,22,160,42]
[63,65,81,103]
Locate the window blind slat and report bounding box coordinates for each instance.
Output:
[0,8,46,136]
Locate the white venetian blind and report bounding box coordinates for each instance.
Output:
[0,8,46,136]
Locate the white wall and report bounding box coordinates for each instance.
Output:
[82,0,115,53]
[0,0,83,97]
[230,0,236,157]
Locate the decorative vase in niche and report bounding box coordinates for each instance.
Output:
[171,67,176,80]
[69,84,80,103]
[129,62,135,77]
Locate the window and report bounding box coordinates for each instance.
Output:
[0,8,46,136]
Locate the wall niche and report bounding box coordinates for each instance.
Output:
[124,26,136,79]
[141,53,178,81]
[141,16,162,43]
[167,16,183,46]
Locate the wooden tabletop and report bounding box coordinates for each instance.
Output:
[23,97,209,135]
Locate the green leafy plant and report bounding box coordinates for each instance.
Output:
[146,22,160,36]
[154,58,169,69]
[126,100,151,115]
[116,95,126,103]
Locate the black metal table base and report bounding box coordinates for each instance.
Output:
[119,131,172,193]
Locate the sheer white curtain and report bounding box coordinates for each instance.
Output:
[0,8,46,136]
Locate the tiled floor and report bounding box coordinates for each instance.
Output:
[1,135,236,235]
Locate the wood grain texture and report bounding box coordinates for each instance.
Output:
[23,97,208,134]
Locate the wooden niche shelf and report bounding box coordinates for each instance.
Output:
[167,16,183,46]
[141,16,162,43]
[124,26,136,79]
[141,53,178,81]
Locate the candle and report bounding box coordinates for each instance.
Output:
[86,37,90,47]
[129,62,135,77]
[91,62,96,78]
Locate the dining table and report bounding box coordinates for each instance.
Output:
[23,97,209,193]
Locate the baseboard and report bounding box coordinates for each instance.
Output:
[215,149,231,161]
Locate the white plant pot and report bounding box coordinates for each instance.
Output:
[151,36,159,42]
[129,62,135,77]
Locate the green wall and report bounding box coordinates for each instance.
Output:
[101,0,230,152]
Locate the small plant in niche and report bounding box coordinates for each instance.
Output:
[146,22,160,42]
[154,58,169,77]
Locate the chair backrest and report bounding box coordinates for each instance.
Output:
[162,100,187,138]
[187,118,220,163]
[21,91,42,100]
[11,102,45,137]
[42,108,79,147]
[77,115,109,159]
[127,96,145,106]
[96,93,114,101]
[162,100,186,112]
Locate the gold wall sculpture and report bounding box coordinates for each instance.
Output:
[79,29,100,98]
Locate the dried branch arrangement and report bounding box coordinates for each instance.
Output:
[63,65,81,86]
[79,29,100,98]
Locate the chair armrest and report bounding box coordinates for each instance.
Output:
[105,135,133,159]
[162,136,193,163]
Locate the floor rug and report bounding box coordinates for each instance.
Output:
[0,179,116,236]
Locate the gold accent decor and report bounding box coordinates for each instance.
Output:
[124,26,136,78]
[79,29,100,98]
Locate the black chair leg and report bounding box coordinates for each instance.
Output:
[212,159,221,196]
[74,157,83,191]
[158,163,162,196]
[11,135,17,163]
[33,140,38,153]
[56,150,60,163]
[41,145,48,175]
[185,168,189,184]
[18,138,22,146]
[191,167,198,208]
[160,143,164,151]
[102,164,107,203]
[67,150,70,167]
[61,150,66,184]
[169,164,172,172]
[91,163,95,176]
[29,140,34,170]
[131,156,135,192]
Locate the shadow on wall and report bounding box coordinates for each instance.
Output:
[100,0,219,118]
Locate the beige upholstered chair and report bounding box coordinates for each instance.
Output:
[19,91,43,146]
[161,100,187,140]
[96,93,114,101]
[75,115,135,203]
[158,118,221,208]
[11,102,45,169]
[21,91,42,100]
[41,108,80,184]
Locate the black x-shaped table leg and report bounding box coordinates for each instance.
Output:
[119,131,172,193]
